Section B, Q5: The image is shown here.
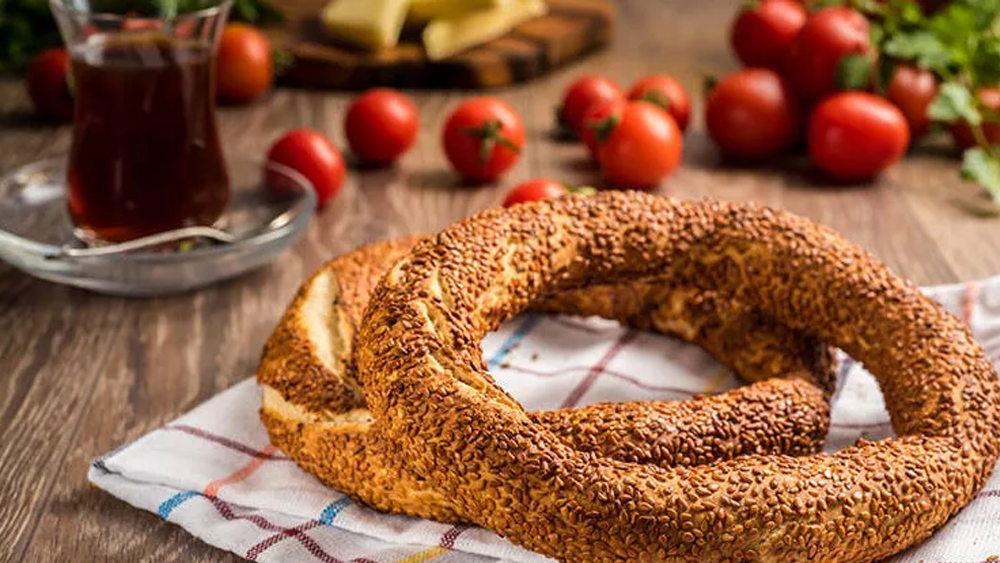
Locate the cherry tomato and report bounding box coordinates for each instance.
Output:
[443,97,525,182]
[808,92,910,181]
[730,0,807,70]
[596,101,683,189]
[951,88,1000,150]
[266,129,346,207]
[886,65,938,138]
[580,98,626,159]
[559,76,624,136]
[216,23,273,104]
[626,74,691,132]
[705,69,800,161]
[26,48,73,121]
[785,7,870,102]
[345,88,419,165]
[502,179,570,207]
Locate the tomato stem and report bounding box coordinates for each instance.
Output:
[702,75,719,99]
[587,114,620,144]
[462,120,520,167]
[568,185,597,196]
[272,48,294,77]
[639,90,672,111]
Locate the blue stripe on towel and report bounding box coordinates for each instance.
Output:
[318,497,352,525]
[487,315,541,370]
[158,490,200,519]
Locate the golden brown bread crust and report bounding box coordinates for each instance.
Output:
[352,192,1000,562]
[258,234,838,521]
[259,236,424,416]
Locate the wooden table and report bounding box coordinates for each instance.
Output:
[2,0,1000,561]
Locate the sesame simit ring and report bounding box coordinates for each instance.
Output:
[259,230,837,523]
[350,191,999,562]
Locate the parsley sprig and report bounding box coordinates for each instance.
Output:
[851,0,1000,205]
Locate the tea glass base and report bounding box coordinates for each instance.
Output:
[0,156,316,296]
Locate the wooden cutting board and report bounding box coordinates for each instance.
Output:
[266,0,616,90]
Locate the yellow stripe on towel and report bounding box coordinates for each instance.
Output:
[394,547,448,563]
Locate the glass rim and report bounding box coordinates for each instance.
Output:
[49,0,234,22]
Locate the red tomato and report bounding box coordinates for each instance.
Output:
[785,7,870,102]
[808,92,910,181]
[705,69,800,161]
[345,88,419,165]
[580,98,626,159]
[216,24,273,104]
[626,74,691,132]
[951,88,1000,150]
[559,76,624,136]
[502,179,570,207]
[443,97,525,182]
[886,65,938,137]
[26,48,73,121]
[596,101,683,189]
[730,0,807,70]
[266,129,346,207]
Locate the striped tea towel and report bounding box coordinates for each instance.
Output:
[90,277,1000,563]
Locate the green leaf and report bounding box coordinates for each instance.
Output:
[234,0,260,22]
[810,0,844,10]
[0,0,62,72]
[156,0,178,17]
[873,56,897,95]
[928,82,982,124]
[869,20,886,48]
[969,0,1000,29]
[961,147,1000,202]
[852,0,884,16]
[971,38,1000,87]
[927,4,979,51]
[835,53,873,91]
[236,0,285,23]
[883,31,951,70]
[897,0,925,23]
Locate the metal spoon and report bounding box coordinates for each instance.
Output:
[53,208,297,259]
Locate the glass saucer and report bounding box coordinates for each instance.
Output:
[0,156,316,296]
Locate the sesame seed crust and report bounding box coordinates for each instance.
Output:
[348,191,999,563]
[257,226,837,522]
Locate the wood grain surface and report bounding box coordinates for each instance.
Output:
[2,0,1000,561]
[269,0,615,89]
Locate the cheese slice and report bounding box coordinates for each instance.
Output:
[422,0,547,61]
[407,0,503,24]
[321,0,410,51]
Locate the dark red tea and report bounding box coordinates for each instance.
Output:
[67,34,229,242]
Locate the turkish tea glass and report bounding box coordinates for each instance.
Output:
[51,0,233,243]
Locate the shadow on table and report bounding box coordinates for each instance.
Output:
[0,108,66,130]
[682,129,965,192]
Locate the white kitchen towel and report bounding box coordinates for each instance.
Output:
[90,277,1000,563]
